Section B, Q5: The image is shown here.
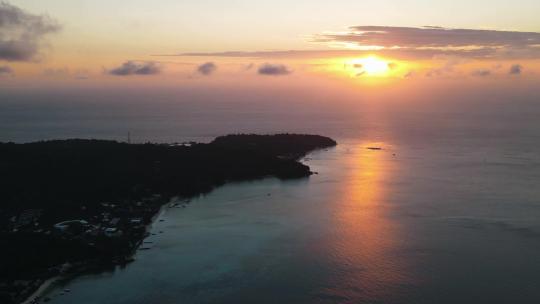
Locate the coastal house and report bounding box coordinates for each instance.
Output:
[104,227,122,237]
[129,218,143,225]
[13,209,42,230]
[109,218,121,227]
[53,220,89,235]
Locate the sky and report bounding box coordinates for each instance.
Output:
[1,0,540,96]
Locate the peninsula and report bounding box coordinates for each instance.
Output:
[0,134,337,304]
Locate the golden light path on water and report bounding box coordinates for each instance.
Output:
[323,141,416,302]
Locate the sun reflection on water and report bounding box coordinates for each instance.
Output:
[323,142,414,301]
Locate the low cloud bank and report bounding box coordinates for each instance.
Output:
[197,62,217,75]
[258,64,291,75]
[109,61,161,76]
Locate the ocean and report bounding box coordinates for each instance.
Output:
[2,91,540,303]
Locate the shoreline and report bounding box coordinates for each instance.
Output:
[20,276,60,304]
[2,134,337,304]
[17,197,179,304]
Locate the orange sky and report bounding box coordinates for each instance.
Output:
[1,1,539,92]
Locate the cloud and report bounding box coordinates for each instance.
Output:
[0,1,61,61]
[197,62,216,75]
[315,26,540,49]
[258,63,291,75]
[426,56,466,77]
[169,47,510,60]
[169,26,540,61]
[109,61,161,76]
[509,64,522,75]
[471,69,491,77]
[0,65,13,76]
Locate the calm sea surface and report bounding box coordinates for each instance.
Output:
[2,97,540,303]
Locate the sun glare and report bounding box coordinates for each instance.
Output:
[351,57,390,76]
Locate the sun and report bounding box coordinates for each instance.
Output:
[350,56,390,76]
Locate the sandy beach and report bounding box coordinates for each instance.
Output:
[20,276,60,304]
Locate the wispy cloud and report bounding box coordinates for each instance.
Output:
[108,61,161,76]
[0,1,61,61]
[197,62,217,75]
[173,26,540,60]
[172,48,518,61]
[258,63,291,75]
[314,26,540,49]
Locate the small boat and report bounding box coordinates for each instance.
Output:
[366,147,382,150]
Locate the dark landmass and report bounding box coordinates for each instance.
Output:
[0,134,336,304]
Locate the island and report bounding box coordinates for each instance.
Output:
[0,134,337,304]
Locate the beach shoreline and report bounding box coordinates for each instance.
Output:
[20,276,60,304]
